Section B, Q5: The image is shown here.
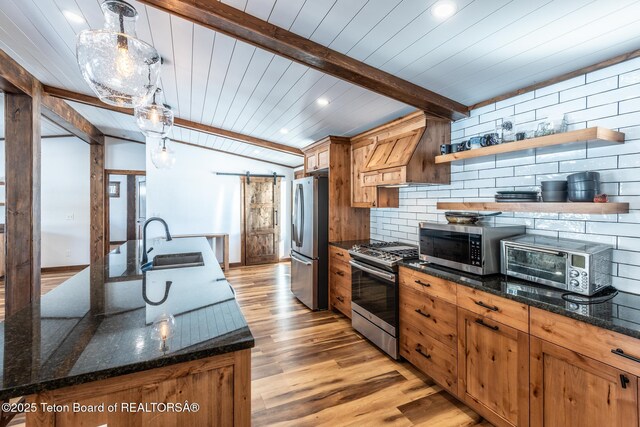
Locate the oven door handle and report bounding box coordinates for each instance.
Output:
[504,243,567,257]
[349,260,396,282]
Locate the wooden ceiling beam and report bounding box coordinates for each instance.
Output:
[43,85,304,156]
[0,48,38,96]
[41,94,103,144]
[135,0,469,121]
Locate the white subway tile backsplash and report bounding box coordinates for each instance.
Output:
[515,162,558,176]
[587,57,640,82]
[370,59,640,294]
[620,97,640,115]
[515,93,559,114]
[586,222,640,238]
[479,167,514,179]
[535,75,585,97]
[588,83,640,108]
[560,76,618,102]
[559,156,618,172]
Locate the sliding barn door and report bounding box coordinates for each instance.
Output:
[243,177,281,265]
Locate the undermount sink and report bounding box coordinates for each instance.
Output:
[151,252,205,270]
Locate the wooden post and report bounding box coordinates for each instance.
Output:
[127,175,136,241]
[90,139,107,261]
[4,92,41,317]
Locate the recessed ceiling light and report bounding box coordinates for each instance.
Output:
[63,10,85,24]
[431,1,457,20]
[316,98,330,107]
[280,128,289,134]
[253,149,260,154]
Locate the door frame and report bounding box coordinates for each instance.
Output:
[240,176,282,266]
[104,169,146,249]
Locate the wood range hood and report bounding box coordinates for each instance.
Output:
[355,112,451,188]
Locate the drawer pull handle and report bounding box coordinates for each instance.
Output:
[336,271,345,277]
[414,309,431,319]
[336,252,344,257]
[337,296,345,303]
[612,348,640,364]
[620,374,630,389]
[415,280,431,287]
[474,300,499,311]
[475,319,499,331]
[415,347,431,360]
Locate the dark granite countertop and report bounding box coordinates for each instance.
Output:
[400,261,640,340]
[0,237,254,400]
[329,239,383,250]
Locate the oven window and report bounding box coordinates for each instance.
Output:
[506,247,566,284]
[351,267,396,329]
[420,229,473,265]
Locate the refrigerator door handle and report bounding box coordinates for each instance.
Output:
[292,184,299,246]
[298,183,304,246]
[291,252,312,266]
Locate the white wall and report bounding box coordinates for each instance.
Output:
[370,57,640,294]
[146,140,294,263]
[41,137,90,268]
[108,175,128,242]
[105,136,145,171]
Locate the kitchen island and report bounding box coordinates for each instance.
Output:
[0,237,253,426]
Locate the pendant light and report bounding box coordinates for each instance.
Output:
[151,138,176,170]
[135,88,174,137]
[76,0,161,107]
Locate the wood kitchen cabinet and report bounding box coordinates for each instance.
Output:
[329,246,351,318]
[530,337,638,427]
[301,136,370,242]
[350,140,399,208]
[304,143,330,173]
[457,308,530,427]
[399,267,458,393]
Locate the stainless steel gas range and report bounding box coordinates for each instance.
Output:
[348,241,419,359]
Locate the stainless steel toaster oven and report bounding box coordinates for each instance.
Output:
[501,235,613,296]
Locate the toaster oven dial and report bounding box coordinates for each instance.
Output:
[570,279,580,288]
[570,270,580,278]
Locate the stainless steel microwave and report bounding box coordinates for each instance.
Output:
[501,235,613,296]
[418,222,525,275]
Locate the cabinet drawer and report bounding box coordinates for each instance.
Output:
[398,267,456,304]
[530,307,640,377]
[400,285,457,348]
[329,245,351,263]
[330,262,350,288]
[378,168,404,185]
[457,285,529,332]
[331,281,351,318]
[400,321,457,394]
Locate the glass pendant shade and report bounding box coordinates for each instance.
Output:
[76,0,161,107]
[135,89,174,137]
[151,138,176,170]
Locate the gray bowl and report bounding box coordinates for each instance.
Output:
[568,180,600,192]
[541,191,568,202]
[541,180,568,191]
[568,190,597,202]
[567,171,601,183]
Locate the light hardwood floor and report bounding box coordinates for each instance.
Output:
[3,264,490,426]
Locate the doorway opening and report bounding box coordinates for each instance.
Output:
[241,176,282,266]
[105,170,146,250]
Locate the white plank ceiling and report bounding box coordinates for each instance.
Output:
[1,0,639,163]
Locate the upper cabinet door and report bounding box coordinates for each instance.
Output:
[351,143,376,208]
[316,146,330,170]
[305,152,318,173]
[530,337,639,427]
[363,129,422,171]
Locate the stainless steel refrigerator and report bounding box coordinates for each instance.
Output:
[290,176,328,310]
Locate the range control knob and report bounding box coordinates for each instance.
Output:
[570,279,580,288]
[570,270,580,278]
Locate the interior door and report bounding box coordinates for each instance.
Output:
[243,177,281,265]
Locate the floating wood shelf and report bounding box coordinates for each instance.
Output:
[435,127,625,164]
[437,201,629,214]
